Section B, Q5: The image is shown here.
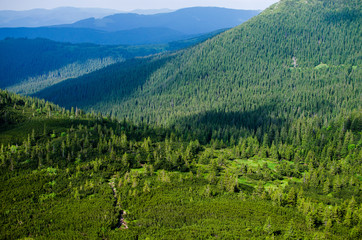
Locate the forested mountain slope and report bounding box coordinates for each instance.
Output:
[36,0,361,143]
[0,37,209,95]
[0,38,127,90]
[1,88,361,239]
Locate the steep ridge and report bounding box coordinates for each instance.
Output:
[0,37,171,97]
[35,0,361,143]
[1,36,216,95]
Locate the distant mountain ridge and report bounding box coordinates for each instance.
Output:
[0,27,190,45]
[61,7,261,34]
[130,9,175,15]
[0,7,120,27]
[0,7,260,45]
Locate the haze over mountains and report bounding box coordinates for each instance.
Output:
[0,6,259,94]
[0,7,260,45]
[0,7,175,28]
[0,7,120,27]
[61,7,260,35]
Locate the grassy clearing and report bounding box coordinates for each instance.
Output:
[230,158,280,170]
[131,168,146,174]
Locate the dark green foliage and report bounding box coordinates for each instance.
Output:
[32,55,177,110]
[0,38,127,89]
[2,32,227,96]
[34,0,361,148]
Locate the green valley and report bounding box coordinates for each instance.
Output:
[1,32,223,96]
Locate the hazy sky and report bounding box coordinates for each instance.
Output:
[0,0,279,11]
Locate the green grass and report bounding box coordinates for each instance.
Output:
[314,63,329,70]
[231,158,281,170]
[237,176,255,187]
[264,179,290,190]
[131,168,146,174]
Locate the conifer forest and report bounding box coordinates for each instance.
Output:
[0,0,361,239]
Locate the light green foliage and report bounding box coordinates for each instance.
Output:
[314,63,329,70]
[0,88,360,239]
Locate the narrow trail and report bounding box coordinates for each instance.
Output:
[109,179,128,229]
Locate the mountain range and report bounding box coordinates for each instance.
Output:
[34,0,361,141]
[0,7,177,28]
[59,7,260,35]
[0,7,120,27]
[0,7,260,45]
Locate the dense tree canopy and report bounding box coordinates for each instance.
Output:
[0,0,361,239]
[34,0,361,146]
